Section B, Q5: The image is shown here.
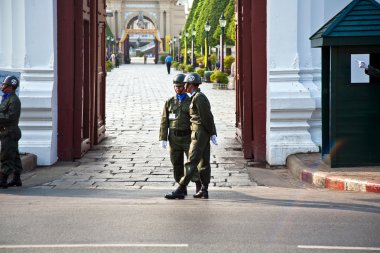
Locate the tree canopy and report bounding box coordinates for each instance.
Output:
[181,0,235,49]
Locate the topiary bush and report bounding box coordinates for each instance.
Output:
[204,71,214,82]
[224,55,235,71]
[196,68,205,77]
[185,65,195,73]
[160,55,166,64]
[179,64,186,72]
[210,70,228,84]
[106,60,113,72]
[172,61,180,69]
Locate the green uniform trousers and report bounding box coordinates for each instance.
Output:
[169,132,199,183]
[0,128,22,176]
[179,126,211,186]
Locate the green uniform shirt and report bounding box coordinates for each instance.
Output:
[159,95,191,141]
[189,88,216,136]
[0,92,21,131]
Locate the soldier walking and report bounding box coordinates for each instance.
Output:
[160,74,201,195]
[165,73,217,199]
[0,76,23,188]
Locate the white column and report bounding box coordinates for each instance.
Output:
[267,0,319,165]
[299,0,322,148]
[0,0,13,67]
[0,0,57,165]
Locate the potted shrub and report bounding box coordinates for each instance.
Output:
[204,71,214,82]
[106,60,113,72]
[159,55,166,64]
[196,68,205,78]
[178,64,186,72]
[224,55,235,75]
[172,62,180,70]
[185,65,195,73]
[210,70,229,89]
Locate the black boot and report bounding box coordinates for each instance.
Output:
[195,181,202,194]
[183,186,187,196]
[193,185,209,199]
[165,185,186,199]
[0,172,9,189]
[7,172,22,187]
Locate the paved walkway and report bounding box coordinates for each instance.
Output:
[35,62,256,191]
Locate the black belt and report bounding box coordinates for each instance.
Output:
[171,129,191,136]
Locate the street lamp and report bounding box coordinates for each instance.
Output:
[191,27,196,67]
[178,31,182,63]
[219,13,227,72]
[204,20,211,70]
[106,36,111,58]
[111,36,115,53]
[184,30,189,64]
[173,36,177,60]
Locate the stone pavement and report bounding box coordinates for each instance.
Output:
[30,60,256,191]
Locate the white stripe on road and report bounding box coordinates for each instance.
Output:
[0,244,188,249]
[298,245,380,251]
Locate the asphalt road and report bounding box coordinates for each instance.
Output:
[0,187,379,253]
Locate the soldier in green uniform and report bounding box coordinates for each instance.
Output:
[0,76,23,189]
[160,74,201,196]
[165,73,217,199]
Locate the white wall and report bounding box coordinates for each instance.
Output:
[0,0,58,166]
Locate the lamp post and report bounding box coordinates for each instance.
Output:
[191,27,196,68]
[204,20,211,70]
[173,36,177,60]
[184,30,189,64]
[219,13,227,72]
[106,36,111,58]
[178,31,182,63]
[111,36,115,53]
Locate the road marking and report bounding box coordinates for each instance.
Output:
[298,245,380,251]
[0,244,188,249]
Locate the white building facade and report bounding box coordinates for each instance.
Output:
[0,0,57,166]
[265,0,366,165]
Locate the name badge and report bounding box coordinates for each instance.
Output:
[169,113,176,120]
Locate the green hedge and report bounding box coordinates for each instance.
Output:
[210,70,228,84]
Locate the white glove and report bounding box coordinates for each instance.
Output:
[356,60,368,69]
[211,135,218,145]
[160,141,168,149]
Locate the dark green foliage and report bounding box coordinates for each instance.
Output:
[181,0,235,58]
[185,65,195,73]
[224,55,235,70]
[204,71,214,82]
[196,68,205,77]
[212,0,235,45]
[194,0,230,48]
[210,70,228,84]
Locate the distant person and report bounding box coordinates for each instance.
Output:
[0,76,23,189]
[357,60,380,79]
[165,55,173,74]
[144,54,148,64]
[111,53,116,67]
[215,60,220,70]
[115,54,119,68]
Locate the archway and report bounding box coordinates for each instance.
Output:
[119,14,162,64]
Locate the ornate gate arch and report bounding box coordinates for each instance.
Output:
[119,27,162,64]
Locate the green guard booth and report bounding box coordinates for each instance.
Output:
[310,0,380,167]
